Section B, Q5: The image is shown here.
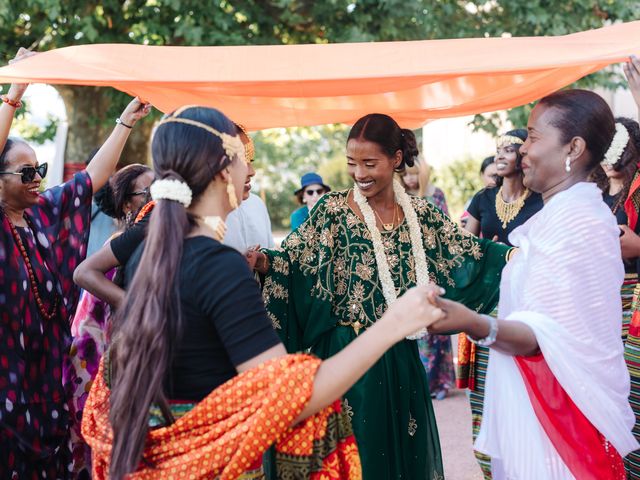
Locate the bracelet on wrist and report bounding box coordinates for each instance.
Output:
[468,314,498,347]
[116,117,133,129]
[1,94,22,109]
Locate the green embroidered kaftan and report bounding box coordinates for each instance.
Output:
[263,190,508,480]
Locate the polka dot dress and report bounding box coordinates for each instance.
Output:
[0,172,93,479]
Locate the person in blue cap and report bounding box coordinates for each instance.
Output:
[290,172,331,230]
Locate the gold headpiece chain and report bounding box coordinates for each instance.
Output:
[496,135,525,148]
[156,112,247,164]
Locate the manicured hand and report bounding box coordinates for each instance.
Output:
[624,55,640,112]
[119,97,152,127]
[381,284,446,341]
[6,47,37,100]
[425,294,479,336]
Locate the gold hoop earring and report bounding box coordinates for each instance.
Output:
[226,177,239,210]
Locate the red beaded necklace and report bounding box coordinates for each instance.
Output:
[5,213,59,321]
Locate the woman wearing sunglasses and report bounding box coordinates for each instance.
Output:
[290,172,331,230]
[65,163,153,477]
[0,48,151,479]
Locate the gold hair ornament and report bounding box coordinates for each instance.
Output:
[156,108,246,163]
[235,123,255,163]
[496,135,525,148]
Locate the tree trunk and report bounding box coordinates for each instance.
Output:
[55,86,152,180]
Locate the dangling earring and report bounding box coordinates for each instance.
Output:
[565,156,571,173]
[226,176,239,210]
[125,211,133,225]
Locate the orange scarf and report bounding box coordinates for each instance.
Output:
[82,354,361,479]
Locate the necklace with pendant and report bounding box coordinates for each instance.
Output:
[372,202,398,231]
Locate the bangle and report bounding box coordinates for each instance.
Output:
[115,117,133,129]
[468,314,498,347]
[1,94,22,109]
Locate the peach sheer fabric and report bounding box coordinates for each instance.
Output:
[0,21,638,129]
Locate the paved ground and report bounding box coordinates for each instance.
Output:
[433,388,484,480]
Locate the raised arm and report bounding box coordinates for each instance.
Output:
[624,55,640,119]
[85,98,152,193]
[0,48,36,153]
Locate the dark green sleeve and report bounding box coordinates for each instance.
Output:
[413,196,509,314]
[262,195,335,353]
[444,237,509,314]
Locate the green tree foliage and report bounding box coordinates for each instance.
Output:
[432,157,484,221]
[251,123,350,229]
[0,0,637,215]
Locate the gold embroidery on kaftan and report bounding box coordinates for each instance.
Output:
[264,191,484,335]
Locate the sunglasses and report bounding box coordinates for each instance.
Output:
[304,188,325,196]
[127,186,150,197]
[0,163,48,183]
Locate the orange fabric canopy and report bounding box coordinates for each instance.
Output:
[0,21,638,130]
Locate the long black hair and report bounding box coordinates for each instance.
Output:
[108,106,237,479]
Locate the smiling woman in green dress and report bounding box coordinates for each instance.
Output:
[247,113,511,480]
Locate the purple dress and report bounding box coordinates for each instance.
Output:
[65,267,115,478]
[418,187,456,396]
[0,172,92,479]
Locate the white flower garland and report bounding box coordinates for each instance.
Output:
[602,122,630,167]
[150,179,193,207]
[353,179,430,339]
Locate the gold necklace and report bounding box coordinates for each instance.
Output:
[372,202,398,231]
[200,216,227,241]
[495,186,529,229]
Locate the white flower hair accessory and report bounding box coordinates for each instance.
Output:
[602,123,630,167]
[150,179,193,207]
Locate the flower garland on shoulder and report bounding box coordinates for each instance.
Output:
[353,179,430,340]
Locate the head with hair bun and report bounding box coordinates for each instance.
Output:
[347,113,418,198]
[592,117,640,207]
[520,89,615,196]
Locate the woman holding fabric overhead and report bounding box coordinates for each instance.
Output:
[0,48,151,479]
[428,89,638,480]
[247,113,511,480]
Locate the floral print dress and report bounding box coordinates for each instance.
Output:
[0,172,92,479]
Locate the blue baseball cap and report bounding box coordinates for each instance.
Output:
[295,172,331,195]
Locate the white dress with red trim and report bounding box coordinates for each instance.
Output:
[476,182,638,480]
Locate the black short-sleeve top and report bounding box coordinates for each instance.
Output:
[467,187,544,246]
[124,236,281,401]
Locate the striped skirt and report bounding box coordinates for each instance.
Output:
[624,274,640,478]
[457,309,497,480]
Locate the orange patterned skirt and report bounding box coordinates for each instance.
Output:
[82,354,361,480]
